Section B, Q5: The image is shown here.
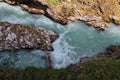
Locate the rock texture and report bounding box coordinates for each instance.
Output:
[68,45,120,71]
[1,0,120,29]
[102,45,120,57]
[0,22,58,51]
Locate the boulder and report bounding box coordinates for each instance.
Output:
[0,22,58,51]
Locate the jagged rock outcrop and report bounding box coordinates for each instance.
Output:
[2,0,120,29]
[0,22,58,51]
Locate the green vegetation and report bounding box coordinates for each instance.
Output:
[0,56,120,80]
[46,0,60,7]
[45,0,76,7]
[81,57,120,80]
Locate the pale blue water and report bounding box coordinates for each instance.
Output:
[0,2,120,69]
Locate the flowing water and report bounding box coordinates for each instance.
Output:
[0,2,120,69]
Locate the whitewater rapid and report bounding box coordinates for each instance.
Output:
[1,2,120,69]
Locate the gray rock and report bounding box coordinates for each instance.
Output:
[0,22,58,51]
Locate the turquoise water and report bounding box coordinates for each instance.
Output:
[1,2,120,69]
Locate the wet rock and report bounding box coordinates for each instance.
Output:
[20,4,45,14]
[0,22,58,51]
[4,0,15,4]
[103,45,120,56]
[68,57,92,71]
[68,45,120,71]
[79,15,107,30]
[2,0,120,30]
[46,30,58,42]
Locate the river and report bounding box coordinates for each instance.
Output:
[0,2,120,69]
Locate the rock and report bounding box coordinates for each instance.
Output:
[68,45,120,71]
[20,4,45,14]
[79,15,107,30]
[46,9,68,24]
[68,57,92,71]
[45,30,58,42]
[4,0,15,4]
[0,0,4,2]
[109,15,120,25]
[103,45,120,56]
[2,0,120,30]
[0,22,58,51]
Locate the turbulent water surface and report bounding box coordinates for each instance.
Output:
[1,2,120,69]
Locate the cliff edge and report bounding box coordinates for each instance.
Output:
[1,0,120,30]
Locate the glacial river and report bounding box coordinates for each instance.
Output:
[0,2,120,69]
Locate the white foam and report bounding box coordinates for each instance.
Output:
[50,22,120,69]
[50,33,77,68]
[1,2,120,69]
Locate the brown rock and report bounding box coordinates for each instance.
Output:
[0,22,58,51]
[4,0,15,4]
[2,0,120,30]
[0,0,4,2]
[20,4,45,14]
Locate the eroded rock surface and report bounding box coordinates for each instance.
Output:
[1,0,120,29]
[0,22,58,51]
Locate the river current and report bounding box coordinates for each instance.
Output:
[0,2,120,69]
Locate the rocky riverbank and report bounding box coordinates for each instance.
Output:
[1,0,120,30]
[0,46,120,80]
[68,45,120,71]
[0,22,58,51]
